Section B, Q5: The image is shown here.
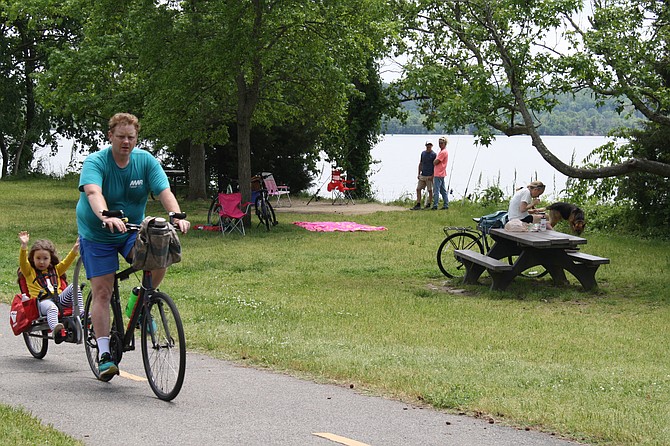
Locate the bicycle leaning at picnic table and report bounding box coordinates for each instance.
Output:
[72,211,187,401]
[437,210,547,280]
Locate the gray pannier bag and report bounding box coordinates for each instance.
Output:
[132,216,182,270]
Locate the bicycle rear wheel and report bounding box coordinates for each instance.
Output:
[141,292,186,401]
[23,330,49,359]
[207,197,221,226]
[437,232,484,279]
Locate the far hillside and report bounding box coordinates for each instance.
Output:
[383,91,640,136]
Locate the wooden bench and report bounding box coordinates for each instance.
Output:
[566,251,610,266]
[454,249,514,290]
[454,249,513,272]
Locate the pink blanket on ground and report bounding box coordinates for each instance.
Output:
[293,221,387,232]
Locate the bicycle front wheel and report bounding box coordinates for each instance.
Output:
[141,292,186,401]
[437,232,484,279]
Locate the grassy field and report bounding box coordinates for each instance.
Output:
[1,177,669,445]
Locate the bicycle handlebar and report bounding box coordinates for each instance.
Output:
[101,210,187,230]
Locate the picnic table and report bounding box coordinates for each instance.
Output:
[454,228,609,291]
[164,169,186,194]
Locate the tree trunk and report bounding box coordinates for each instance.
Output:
[187,142,207,200]
[13,20,37,175]
[0,137,8,178]
[236,60,261,224]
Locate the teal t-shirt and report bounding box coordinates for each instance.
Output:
[76,147,170,244]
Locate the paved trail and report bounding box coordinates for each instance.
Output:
[0,304,582,445]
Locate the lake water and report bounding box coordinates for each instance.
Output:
[313,134,610,203]
[33,134,609,203]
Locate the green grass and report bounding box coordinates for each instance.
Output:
[2,177,670,445]
[0,404,84,445]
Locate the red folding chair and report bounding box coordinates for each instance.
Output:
[326,169,356,205]
[217,192,252,235]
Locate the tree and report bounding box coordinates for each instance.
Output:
[189,0,393,204]
[393,0,670,179]
[0,0,82,177]
[37,0,394,206]
[322,58,389,199]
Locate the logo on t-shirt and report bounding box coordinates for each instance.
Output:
[129,179,144,188]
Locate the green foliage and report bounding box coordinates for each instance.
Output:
[323,58,390,198]
[0,0,85,176]
[566,122,670,236]
[30,0,396,200]
[478,185,505,207]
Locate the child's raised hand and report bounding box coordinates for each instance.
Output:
[18,231,30,247]
[73,236,80,254]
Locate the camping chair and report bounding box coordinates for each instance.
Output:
[217,192,252,235]
[262,172,291,207]
[326,169,356,205]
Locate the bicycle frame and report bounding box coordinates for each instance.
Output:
[111,266,151,354]
[442,225,491,249]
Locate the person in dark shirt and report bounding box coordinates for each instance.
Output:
[411,141,436,210]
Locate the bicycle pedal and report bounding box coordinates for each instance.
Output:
[54,329,67,344]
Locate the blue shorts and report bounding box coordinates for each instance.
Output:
[79,234,137,279]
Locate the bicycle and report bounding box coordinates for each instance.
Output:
[206,175,278,231]
[252,173,278,231]
[72,211,187,401]
[437,211,548,280]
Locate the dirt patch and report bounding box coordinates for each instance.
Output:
[427,282,473,295]
[273,198,407,216]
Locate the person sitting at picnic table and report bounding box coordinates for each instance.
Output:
[508,181,550,225]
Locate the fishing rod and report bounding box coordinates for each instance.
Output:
[446,136,459,195]
[462,144,482,202]
[306,160,328,205]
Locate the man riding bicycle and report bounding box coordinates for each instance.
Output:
[76,112,190,380]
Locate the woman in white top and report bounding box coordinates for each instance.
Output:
[508,181,546,223]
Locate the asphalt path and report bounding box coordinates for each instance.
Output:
[1,303,582,446]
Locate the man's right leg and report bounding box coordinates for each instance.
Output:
[90,273,118,378]
[412,186,422,210]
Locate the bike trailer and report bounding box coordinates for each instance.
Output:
[10,269,76,339]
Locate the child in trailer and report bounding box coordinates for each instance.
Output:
[18,231,83,343]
